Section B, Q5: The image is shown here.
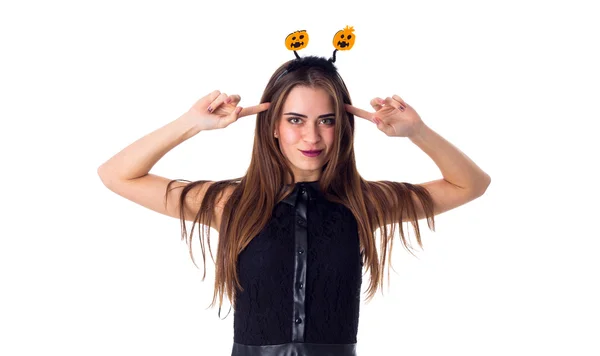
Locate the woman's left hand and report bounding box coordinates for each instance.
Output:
[345,95,425,138]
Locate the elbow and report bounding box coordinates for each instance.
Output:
[465,173,491,197]
[476,174,491,196]
[97,164,114,187]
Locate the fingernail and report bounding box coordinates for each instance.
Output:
[225,98,231,104]
[207,106,212,112]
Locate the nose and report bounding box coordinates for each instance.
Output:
[303,123,321,144]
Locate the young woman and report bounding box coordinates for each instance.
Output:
[98,55,490,355]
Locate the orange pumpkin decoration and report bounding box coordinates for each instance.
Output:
[332,25,355,51]
[285,30,309,51]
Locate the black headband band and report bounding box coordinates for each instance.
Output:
[275,26,355,84]
[274,56,340,84]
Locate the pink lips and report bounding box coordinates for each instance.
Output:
[301,150,323,157]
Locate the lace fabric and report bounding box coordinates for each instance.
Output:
[234,183,363,346]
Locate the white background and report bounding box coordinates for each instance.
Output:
[1,0,599,355]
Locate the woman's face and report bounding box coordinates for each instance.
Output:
[275,85,336,183]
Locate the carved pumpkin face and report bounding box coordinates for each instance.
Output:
[332,26,355,51]
[285,30,309,51]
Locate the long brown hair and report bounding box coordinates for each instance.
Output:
[167,58,435,312]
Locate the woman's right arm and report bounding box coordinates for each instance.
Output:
[97,90,270,228]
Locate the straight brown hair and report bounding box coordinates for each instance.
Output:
[167,58,435,312]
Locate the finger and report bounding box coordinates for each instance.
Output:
[384,97,402,110]
[385,96,406,111]
[208,92,228,112]
[239,102,271,117]
[370,97,384,111]
[225,94,241,106]
[344,104,375,122]
[223,106,244,127]
[373,116,391,135]
[392,94,405,105]
[392,95,407,110]
[194,90,220,109]
[206,90,221,101]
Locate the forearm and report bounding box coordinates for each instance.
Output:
[409,124,490,191]
[98,113,201,182]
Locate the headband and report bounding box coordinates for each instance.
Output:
[275,26,356,83]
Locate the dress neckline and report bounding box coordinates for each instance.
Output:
[281,180,322,202]
[295,180,319,185]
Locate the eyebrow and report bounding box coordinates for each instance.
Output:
[283,112,335,118]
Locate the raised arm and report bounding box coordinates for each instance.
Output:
[97,90,270,230]
[346,95,490,222]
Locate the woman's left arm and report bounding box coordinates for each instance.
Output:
[406,122,491,217]
[346,95,491,218]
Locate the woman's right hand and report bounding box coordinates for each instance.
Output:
[185,90,271,131]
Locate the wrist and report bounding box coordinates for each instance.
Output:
[408,122,429,142]
[176,112,203,138]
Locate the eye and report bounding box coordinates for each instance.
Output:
[341,34,345,39]
[299,35,304,39]
[287,117,335,125]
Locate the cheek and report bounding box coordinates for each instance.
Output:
[323,128,336,143]
[277,132,297,156]
[279,129,302,144]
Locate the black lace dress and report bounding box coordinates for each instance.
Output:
[231,181,364,356]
